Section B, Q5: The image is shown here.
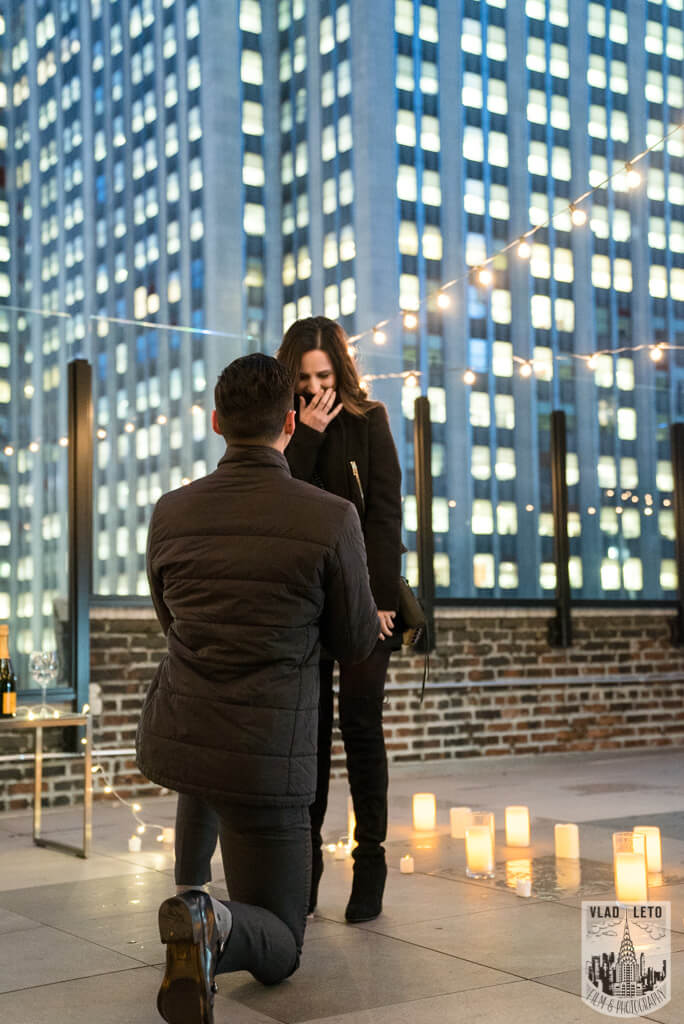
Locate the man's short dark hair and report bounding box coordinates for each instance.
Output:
[214,353,294,443]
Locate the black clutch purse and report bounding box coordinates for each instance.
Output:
[397,576,427,650]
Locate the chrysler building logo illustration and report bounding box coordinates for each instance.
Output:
[581,902,671,1017]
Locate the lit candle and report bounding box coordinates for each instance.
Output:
[505,806,530,847]
[465,813,495,878]
[334,840,348,860]
[555,823,580,860]
[412,793,437,831]
[613,832,648,902]
[347,796,357,850]
[449,806,472,839]
[400,854,415,874]
[633,826,662,873]
[128,835,142,853]
[516,878,531,898]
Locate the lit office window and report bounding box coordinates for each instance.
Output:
[339,225,355,261]
[597,456,617,489]
[419,4,438,43]
[395,0,414,37]
[397,165,418,202]
[422,170,441,205]
[396,54,414,92]
[399,221,419,255]
[324,284,340,319]
[462,72,483,109]
[243,152,264,187]
[321,70,334,106]
[657,461,674,492]
[320,14,334,53]
[495,395,515,430]
[661,561,677,590]
[422,226,442,261]
[242,101,264,135]
[649,265,668,298]
[469,392,490,427]
[495,449,516,481]
[474,554,495,589]
[323,234,338,268]
[462,18,482,55]
[336,5,351,42]
[472,500,494,535]
[240,0,262,33]
[471,446,491,480]
[620,457,638,489]
[399,274,420,311]
[243,203,266,236]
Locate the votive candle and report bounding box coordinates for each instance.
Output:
[555,823,580,860]
[505,806,530,847]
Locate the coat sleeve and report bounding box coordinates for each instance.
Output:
[319,504,379,665]
[146,501,172,637]
[364,405,403,611]
[285,422,327,482]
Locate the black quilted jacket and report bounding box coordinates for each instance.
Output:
[136,445,379,806]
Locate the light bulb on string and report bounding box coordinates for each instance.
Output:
[517,239,531,259]
[463,369,476,385]
[156,414,168,425]
[436,291,451,310]
[519,361,533,378]
[587,354,599,370]
[29,441,40,453]
[570,204,587,226]
[403,311,418,330]
[626,163,641,189]
[58,436,69,447]
[372,328,387,345]
[650,345,664,363]
[3,445,14,456]
[477,266,493,287]
[405,373,418,389]
[124,422,135,433]
[96,428,107,440]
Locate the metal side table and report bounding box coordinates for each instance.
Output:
[0,713,92,858]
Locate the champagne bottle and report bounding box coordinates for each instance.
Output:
[0,624,17,718]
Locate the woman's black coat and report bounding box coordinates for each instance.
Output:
[285,402,402,612]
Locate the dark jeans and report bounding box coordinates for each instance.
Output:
[311,641,391,863]
[175,794,310,986]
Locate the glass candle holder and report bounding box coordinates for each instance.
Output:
[633,826,662,874]
[449,806,472,839]
[465,812,495,879]
[613,831,648,902]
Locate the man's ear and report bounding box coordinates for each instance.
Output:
[284,409,296,437]
[211,409,223,436]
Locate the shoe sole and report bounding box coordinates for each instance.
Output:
[157,898,213,1024]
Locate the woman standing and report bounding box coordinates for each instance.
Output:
[277,316,402,923]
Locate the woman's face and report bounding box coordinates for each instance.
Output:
[297,349,337,397]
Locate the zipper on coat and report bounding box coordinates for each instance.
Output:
[349,460,365,511]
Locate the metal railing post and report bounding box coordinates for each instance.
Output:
[670,422,684,644]
[413,395,435,650]
[68,359,93,713]
[548,409,573,647]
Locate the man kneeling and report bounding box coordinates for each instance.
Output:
[137,354,379,1023]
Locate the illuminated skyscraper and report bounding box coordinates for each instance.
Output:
[1,0,684,670]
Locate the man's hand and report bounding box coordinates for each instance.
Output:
[299,390,343,433]
[378,610,396,639]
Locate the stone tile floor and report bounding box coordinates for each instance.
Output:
[1,748,684,1023]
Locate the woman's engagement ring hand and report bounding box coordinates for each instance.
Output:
[299,391,343,432]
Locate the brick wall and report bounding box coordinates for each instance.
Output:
[1,605,683,810]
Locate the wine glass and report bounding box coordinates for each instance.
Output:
[30,650,58,716]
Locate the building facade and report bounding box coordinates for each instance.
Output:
[1,0,683,673]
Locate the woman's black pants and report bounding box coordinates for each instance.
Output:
[311,641,391,863]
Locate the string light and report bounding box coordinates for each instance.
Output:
[58,436,69,447]
[91,762,171,847]
[96,428,107,440]
[519,362,533,378]
[156,414,168,425]
[28,441,40,452]
[587,354,599,370]
[405,373,419,388]
[625,163,641,189]
[650,344,664,362]
[463,369,476,385]
[477,266,493,287]
[403,311,418,330]
[3,446,14,456]
[372,328,387,345]
[436,291,451,310]
[124,422,135,433]
[517,239,531,259]
[570,205,587,226]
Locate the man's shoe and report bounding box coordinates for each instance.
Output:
[345,857,387,923]
[157,890,231,1024]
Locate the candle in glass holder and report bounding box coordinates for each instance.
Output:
[505,806,530,847]
[400,854,414,874]
[613,831,648,902]
[633,826,662,873]
[555,823,580,860]
[413,793,436,831]
[465,812,495,878]
[128,835,142,853]
[449,806,472,839]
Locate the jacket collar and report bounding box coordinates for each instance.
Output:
[217,444,291,475]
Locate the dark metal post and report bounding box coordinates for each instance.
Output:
[548,409,572,647]
[414,396,435,650]
[670,422,684,644]
[68,359,93,713]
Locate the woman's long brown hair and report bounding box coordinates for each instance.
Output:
[276,316,370,417]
